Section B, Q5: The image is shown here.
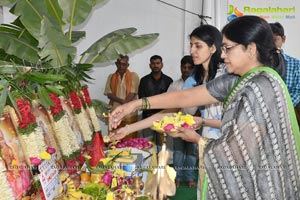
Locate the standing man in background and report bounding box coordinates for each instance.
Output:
[138,55,173,150]
[167,55,198,188]
[269,22,300,125]
[104,54,140,138]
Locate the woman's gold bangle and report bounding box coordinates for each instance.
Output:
[201,118,206,126]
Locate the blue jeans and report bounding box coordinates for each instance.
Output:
[173,137,198,181]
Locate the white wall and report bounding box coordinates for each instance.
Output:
[75,0,202,102]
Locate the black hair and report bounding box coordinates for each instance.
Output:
[181,55,193,66]
[222,15,276,67]
[269,22,285,36]
[190,25,223,86]
[150,55,162,62]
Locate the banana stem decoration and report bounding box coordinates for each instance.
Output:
[145,133,176,200]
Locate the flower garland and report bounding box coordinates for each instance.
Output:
[49,94,65,121]
[82,87,92,106]
[0,160,15,200]
[69,92,82,114]
[47,94,81,158]
[75,111,93,142]
[11,99,47,164]
[19,127,47,160]
[68,91,93,143]
[15,98,37,134]
[51,113,81,158]
[86,106,101,132]
[81,87,101,132]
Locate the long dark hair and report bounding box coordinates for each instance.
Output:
[190,25,223,86]
[222,16,275,67]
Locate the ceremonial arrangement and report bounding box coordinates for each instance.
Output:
[0,0,162,199]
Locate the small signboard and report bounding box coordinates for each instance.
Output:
[38,154,61,200]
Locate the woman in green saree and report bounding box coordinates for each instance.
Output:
[110,16,300,199]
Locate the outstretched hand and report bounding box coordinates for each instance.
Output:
[109,126,129,141]
[169,127,201,144]
[109,101,138,129]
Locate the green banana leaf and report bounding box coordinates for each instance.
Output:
[67,31,86,43]
[11,0,64,40]
[80,27,137,63]
[0,0,16,6]
[0,80,9,113]
[94,0,107,6]
[38,17,76,67]
[0,26,39,63]
[89,33,159,64]
[59,0,94,28]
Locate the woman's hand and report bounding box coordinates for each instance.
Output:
[109,126,129,141]
[109,100,139,129]
[170,127,201,144]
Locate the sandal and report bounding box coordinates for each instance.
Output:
[187,180,196,188]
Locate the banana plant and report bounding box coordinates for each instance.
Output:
[0,0,159,113]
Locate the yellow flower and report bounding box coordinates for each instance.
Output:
[100,157,112,166]
[84,155,91,160]
[122,185,133,194]
[11,159,17,167]
[111,177,118,188]
[106,192,114,200]
[103,136,110,143]
[113,169,126,177]
[40,151,51,160]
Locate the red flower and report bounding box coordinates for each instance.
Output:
[49,94,63,116]
[69,92,82,111]
[30,157,42,166]
[46,147,56,155]
[15,98,36,129]
[82,87,92,105]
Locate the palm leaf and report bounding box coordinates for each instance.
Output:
[24,71,67,84]
[38,17,76,67]
[37,86,54,109]
[80,27,137,63]
[90,33,159,64]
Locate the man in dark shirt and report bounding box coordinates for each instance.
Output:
[138,55,173,148]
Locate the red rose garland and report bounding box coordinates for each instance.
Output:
[69,92,82,114]
[82,87,92,106]
[15,98,37,134]
[49,94,64,121]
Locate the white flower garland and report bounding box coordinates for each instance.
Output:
[87,106,101,132]
[52,115,80,157]
[75,111,93,142]
[19,127,47,159]
[0,160,15,199]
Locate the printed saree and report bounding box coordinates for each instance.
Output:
[199,67,300,199]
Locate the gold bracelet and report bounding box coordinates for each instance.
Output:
[201,118,205,126]
[141,97,150,110]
